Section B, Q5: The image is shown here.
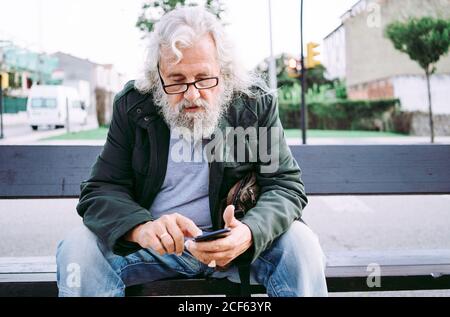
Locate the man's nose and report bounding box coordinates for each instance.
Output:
[183,84,200,103]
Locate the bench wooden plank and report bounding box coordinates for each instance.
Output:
[0,281,58,297]
[1,145,450,198]
[0,257,56,273]
[290,145,450,195]
[0,145,101,198]
[3,275,450,297]
[3,251,450,275]
[1,250,449,296]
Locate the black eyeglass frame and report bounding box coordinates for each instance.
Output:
[157,64,219,95]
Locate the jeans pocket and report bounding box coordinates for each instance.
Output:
[176,251,203,275]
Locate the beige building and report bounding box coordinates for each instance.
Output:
[324,0,450,115]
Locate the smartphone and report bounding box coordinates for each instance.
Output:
[194,228,231,242]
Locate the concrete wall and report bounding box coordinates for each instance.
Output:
[348,78,395,99]
[348,74,450,115]
[392,74,450,114]
[52,52,97,112]
[409,112,450,136]
[345,0,450,87]
[323,25,346,80]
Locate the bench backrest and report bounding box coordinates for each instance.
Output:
[1,144,449,198]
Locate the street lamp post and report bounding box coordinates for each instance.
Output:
[0,73,4,139]
[268,0,277,90]
[300,0,307,145]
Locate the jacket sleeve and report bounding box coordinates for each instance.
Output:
[240,93,308,262]
[76,94,152,256]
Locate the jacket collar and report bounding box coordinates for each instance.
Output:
[126,92,161,129]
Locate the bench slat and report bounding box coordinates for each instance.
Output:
[1,250,449,296]
[3,251,450,275]
[326,250,450,266]
[2,275,450,296]
[0,273,56,283]
[1,145,449,198]
[0,257,56,273]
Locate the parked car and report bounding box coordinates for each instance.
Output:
[27,85,88,130]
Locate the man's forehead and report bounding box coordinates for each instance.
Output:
[162,62,215,77]
[159,35,219,74]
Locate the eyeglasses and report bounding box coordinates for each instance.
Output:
[157,64,219,95]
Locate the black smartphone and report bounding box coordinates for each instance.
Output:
[194,228,231,242]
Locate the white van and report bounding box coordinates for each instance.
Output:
[27,85,88,130]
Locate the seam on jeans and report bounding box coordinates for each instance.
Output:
[267,276,281,297]
[258,251,279,268]
[119,261,195,277]
[58,285,78,296]
[119,261,181,273]
[259,251,294,296]
[58,284,124,297]
[176,254,202,273]
[114,279,126,293]
[256,256,280,295]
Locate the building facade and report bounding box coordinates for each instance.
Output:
[323,0,450,116]
[52,52,125,123]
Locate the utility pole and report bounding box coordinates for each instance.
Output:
[37,0,44,84]
[300,0,307,144]
[268,0,277,90]
[0,73,3,139]
[66,97,70,133]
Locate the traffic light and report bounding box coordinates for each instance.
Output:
[286,58,301,78]
[306,42,321,69]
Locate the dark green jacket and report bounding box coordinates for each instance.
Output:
[76,81,308,263]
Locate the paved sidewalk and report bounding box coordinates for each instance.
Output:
[287,136,450,145]
[1,112,28,126]
[0,114,99,145]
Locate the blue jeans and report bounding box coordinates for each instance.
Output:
[56,221,328,297]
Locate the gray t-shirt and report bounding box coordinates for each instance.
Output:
[150,134,212,231]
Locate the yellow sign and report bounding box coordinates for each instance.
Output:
[0,72,8,89]
[306,42,321,69]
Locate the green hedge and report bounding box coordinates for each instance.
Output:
[2,96,28,114]
[279,99,401,131]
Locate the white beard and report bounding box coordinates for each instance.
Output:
[154,88,232,142]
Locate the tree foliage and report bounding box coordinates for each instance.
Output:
[385,17,450,143]
[385,17,450,74]
[136,0,226,33]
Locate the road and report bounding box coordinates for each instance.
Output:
[1,195,449,257]
[0,113,98,145]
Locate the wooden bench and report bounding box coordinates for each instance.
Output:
[1,144,450,297]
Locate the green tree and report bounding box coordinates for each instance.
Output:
[136,0,226,33]
[385,17,450,143]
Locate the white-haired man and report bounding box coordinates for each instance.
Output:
[56,6,328,297]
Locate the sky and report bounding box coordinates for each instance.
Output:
[0,0,357,80]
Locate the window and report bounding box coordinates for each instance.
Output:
[71,100,82,109]
[31,98,57,108]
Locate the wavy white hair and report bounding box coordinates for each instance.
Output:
[134,6,267,97]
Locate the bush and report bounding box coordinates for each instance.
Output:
[279,98,401,131]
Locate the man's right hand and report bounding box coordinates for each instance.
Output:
[125,213,202,256]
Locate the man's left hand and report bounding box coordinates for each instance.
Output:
[186,205,253,268]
